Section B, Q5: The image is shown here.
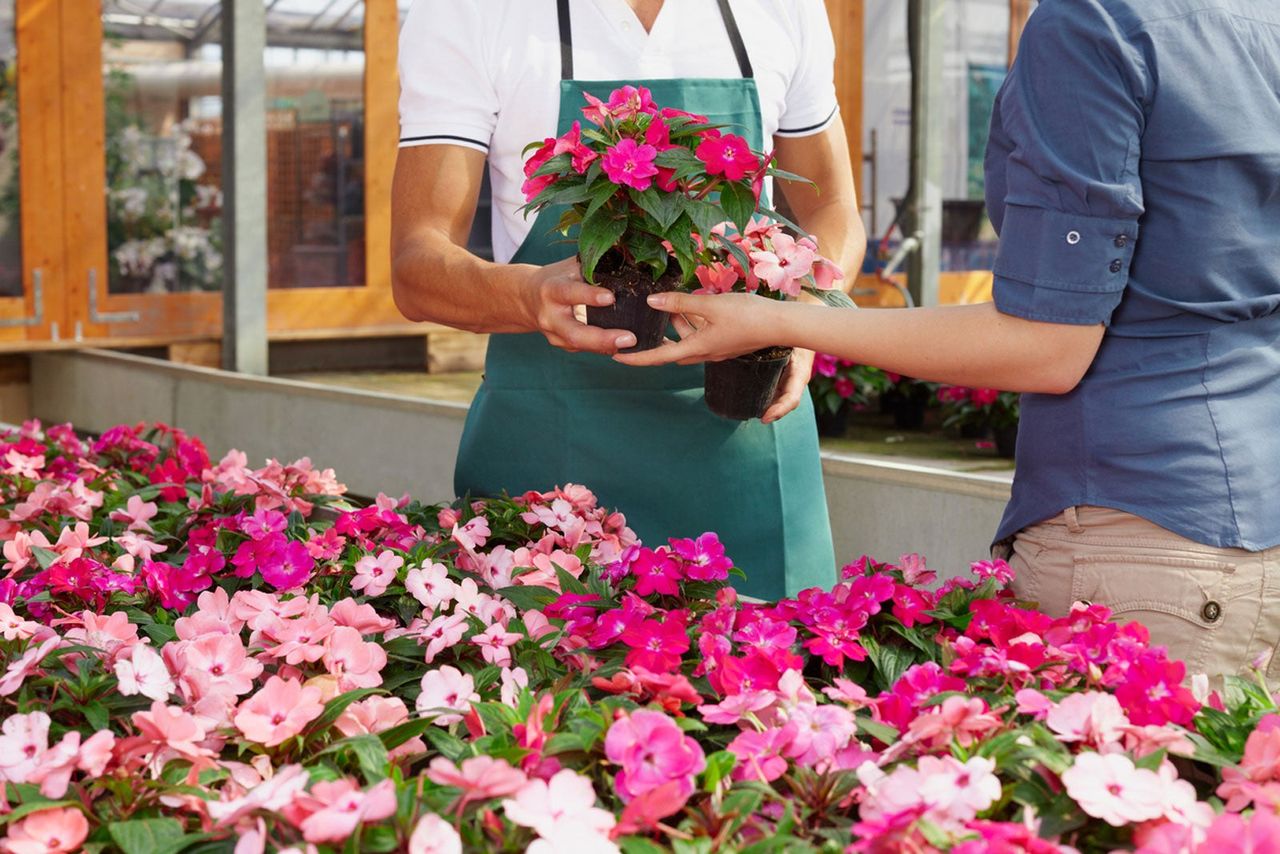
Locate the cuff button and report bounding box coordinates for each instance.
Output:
[1114,235,1129,248]
[1066,230,1082,245]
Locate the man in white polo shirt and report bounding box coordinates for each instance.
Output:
[390,0,864,599]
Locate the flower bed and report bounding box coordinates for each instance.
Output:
[0,421,1275,853]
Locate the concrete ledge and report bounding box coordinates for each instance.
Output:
[32,350,1011,574]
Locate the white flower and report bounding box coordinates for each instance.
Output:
[114,644,175,701]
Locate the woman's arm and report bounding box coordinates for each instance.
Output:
[616,293,1104,395]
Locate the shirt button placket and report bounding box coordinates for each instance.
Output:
[1109,259,1123,274]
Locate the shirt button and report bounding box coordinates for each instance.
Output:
[1066,230,1081,245]
[1109,259,1123,274]
[1114,235,1128,249]
[1201,600,1222,623]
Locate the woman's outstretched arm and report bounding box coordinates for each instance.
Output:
[615,293,1104,395]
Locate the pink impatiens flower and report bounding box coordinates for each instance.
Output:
[405,561,456,611]
[0,711,50,784]
[426,755,528,804]
[604,709,706,803]
[233,676,325,747]
[472,622,522,667]
[502,768,616,839]
[296,778,397,844]
[1062,752,1166,827]
[601,138,659,191]
[0,806,89,854]
[728,725,794,783]
[416,665,479,726]
[408,814,462,854]
[695,131,759,181]
[352,550,403,598]
[750,232,815,297]
[114,643,175,702]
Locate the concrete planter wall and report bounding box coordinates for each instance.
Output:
[31,350,1010,576]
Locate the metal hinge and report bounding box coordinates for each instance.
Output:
[0,268,44,328]
[82,268,141,339]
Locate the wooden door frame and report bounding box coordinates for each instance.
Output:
[0,0,66,344]
[61,0,408,348]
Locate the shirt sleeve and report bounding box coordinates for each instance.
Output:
[397,0,499,153]
[775,0,840,137]
[986,1,1149,326]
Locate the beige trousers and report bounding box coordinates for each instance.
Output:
[997,505,1280,680]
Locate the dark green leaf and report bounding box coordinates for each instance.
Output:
[629,188,682,231]
[107,819,185,854]
[619,839,669,854]
[805,287,857,309]
[582,180,620,223]
[494,584,558,612]
[305,688,384,739]
[578,205,627,283]
[719,181,757,233]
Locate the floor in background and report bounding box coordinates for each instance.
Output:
[290,370,1015,477]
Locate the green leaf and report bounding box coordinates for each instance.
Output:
[304,688,384,739]
[758,205,809,240]
[619,839,669,854]
[582,180,620,224]
[766,166,816,186]
[375,717,435,752]
[578,205,627,283]
[422,726,468,761]
[855,715,900,746]
[107,819,185,854]
[701,750,737,792]
[629,188,682,231]
[530,152,572,179]
[682,198,729,236]
[30,546,58,571]
[494,584,558,613]
[315,734,390,783]
[83,700,110,732]
[0,799,82,826]
[805,286,857,309]
[719,181,757,233]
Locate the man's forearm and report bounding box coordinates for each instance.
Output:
[391,229,538,334]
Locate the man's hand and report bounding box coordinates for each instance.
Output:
[523,257,636,354]
[763,348,814,424]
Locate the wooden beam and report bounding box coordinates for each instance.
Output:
[824,0,864,173]
[364,0,398,296]
[1008,0,1033,66]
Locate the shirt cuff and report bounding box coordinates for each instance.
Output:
[776,105,839,138]
[397,123,491,152]
[992,204,1138,325]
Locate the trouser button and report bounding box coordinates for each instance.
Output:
[1201,601,1222,623]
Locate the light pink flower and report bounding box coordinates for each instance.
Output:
[408,814,462,854]
[352,550,403,598]
[1047,691,1128,748]
[785,703,857,767]
[297,778,397,843]
[1062,752,1166,827]
[0,806,89,854]
[405,562,456,611]
[421,613,469,664]
[0,635,62,696]
[472,623,522,667]
[0,711,51,783]
[502,769,616,839]
[26,731,82,798]
[501,666,529,707]
[451,517,490,552]
[416,666,478,726]
[114,644,176,701]
[426,755,527,803]
[109,494,159,532]
[234,676,325,746]
[49,522,108,564]
[526,821,621,854]
[335,696,426,760]
[179,633,263,698]
[750,232,815,297]
[0,603,39,642]
[207,764,311,827]
[905,695,1003,750]
[323,626,387,690]
[76,730,115,778]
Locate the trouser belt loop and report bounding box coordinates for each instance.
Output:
[1065,506,1085,534]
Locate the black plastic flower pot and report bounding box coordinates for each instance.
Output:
[994,423,1018,459]
[892,395,927,430]
[584,250,677,354]
[815,403,851,438]
[704,348,793,421]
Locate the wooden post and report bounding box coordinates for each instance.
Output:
[1008,0,1034,66]
[364,0,398,297]
[824,0,864,174]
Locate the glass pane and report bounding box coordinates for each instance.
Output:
[264,39,367,288]
[102,3,224,294]
[0,0,21,298]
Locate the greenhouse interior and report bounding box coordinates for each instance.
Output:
[1,0,1277,851]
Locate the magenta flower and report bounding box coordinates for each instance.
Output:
[621,613,690,673]
[694,131,759,181]
[670,533,733,582]
[629,547,684,597]
[604,709,705,803]
[602,138,660,191]
[728,725,795,783]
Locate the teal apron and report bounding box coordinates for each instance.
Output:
[455,0,835,599]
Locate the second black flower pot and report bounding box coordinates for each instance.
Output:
[892,394,927,430]
[993,423,1018,458]
[584,250,677,354]
[815,403,851,438]
[704,348,793,421]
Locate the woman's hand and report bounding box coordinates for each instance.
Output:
[613,292,787,366]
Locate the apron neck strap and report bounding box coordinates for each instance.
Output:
[556,0,755,81]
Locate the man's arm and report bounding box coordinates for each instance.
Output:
[773,120,865,289]
[390,145,634,353]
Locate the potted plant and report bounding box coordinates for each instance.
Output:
[937,385,1021,457]
[519,85,841,353]
[879,373,934,430]
[809,358,886,437]
[688,219,847,420]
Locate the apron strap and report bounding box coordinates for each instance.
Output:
[556,0,754,81]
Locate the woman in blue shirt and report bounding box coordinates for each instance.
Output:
[619,0,1280,680]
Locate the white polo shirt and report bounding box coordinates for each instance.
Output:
[398,0,840,263]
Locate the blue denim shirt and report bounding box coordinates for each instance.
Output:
[987,0,1280,549]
